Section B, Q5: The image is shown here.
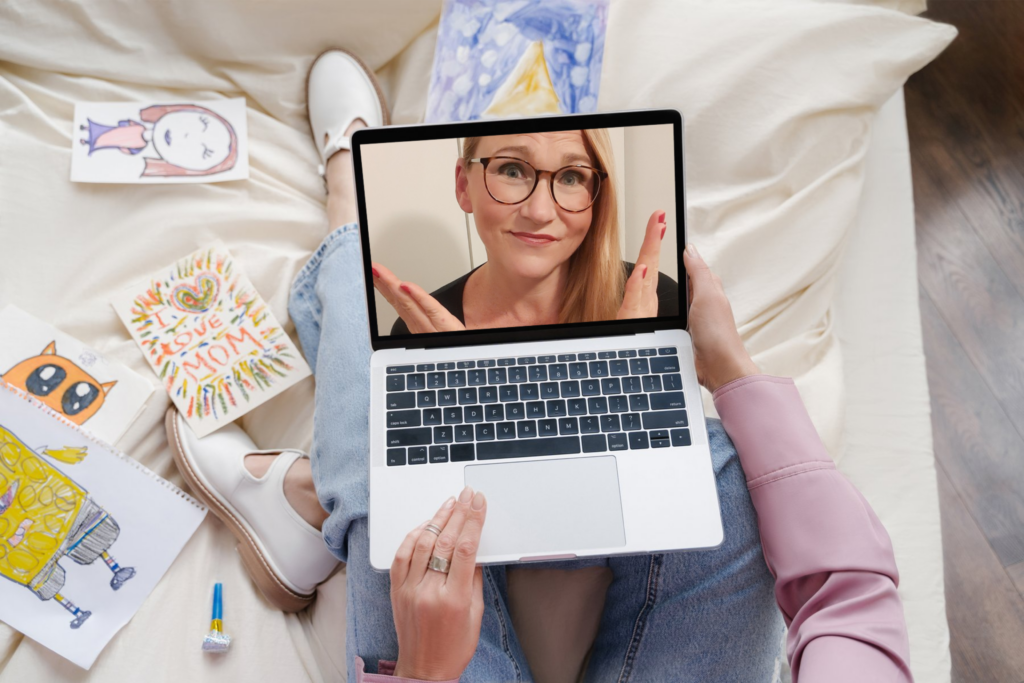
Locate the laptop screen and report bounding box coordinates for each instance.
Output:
[354,112,684,347]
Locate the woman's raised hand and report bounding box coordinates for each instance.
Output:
[391,487,487,681]
[617,210,666,320]
[372,263,467,334]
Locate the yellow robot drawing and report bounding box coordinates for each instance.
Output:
[0,424,135,629]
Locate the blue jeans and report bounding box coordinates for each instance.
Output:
[289,224,784,682]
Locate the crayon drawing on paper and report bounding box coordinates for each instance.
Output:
[425,0,609,123]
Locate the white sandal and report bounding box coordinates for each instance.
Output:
[306,48,390,178]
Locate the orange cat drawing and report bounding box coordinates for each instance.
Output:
[2,342,116,425]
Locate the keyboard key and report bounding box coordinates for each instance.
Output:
[540,382,560,399]
[650,430,671,448]
[629,394,650,412]
[434,426,453,443]
[578,352,597,361]
[386,375,405,392]
[621,413,642,431]
[464,405,484,423]
[663,374,683,391]
[407,373,426,390]
[629,358,650,375]
[387,428,431,447]
[642,375,663,393]
[500,385,519,402]
[520,383,539,400]
[517,356,536,365]
[459,388,478,405]
[497,422,516,440]
[387,365,414,374]
[498,358,515,366]
[608,433,628,451]
[557,354,577,362]
[485,405,504,421]
[535,418,558,437]
[588,397,608,414]
[387,410,421,428]
[416,364,435,372]
[650,357,680,373]
[457,360,476,369]
[451,444,475,462]
[438,390,457,406]
[447,370,466,387]
[505,402,525,420]
[476,436,581,461]
[609,360,629,376]
[480,386,498,403]
[437,362,456,371]
[546,399,567,417]
[581,379,601,396]
[408,447,428,465]
[600,415,621,432]
[567,398,587,416]
[423,408,442,425]
[622,376,642,393]
[416,391,436,408]
[638,348,657,357]
[569,362,588,379]
[589,361,609,377]
[538,355,556,363]
[617,350,637,358]
[468,369,487,385]
[629,432,650,449]
[642,410,688,429]
[608,396,629,413]
[651,392,685,410]
[671,428,692,447]
[580,416,600,433]
[477,359,496,368]
[427,372,445,388]
[444,407,463,424]
[488,368,507,384]
[528,365,548,382]
[508,366,527,383]
[559,417,579,435]
[517,420,538,438]
[387,392,415,409]
[526,401,546,418]
[560,381,581,398]
[548,363,568,380]
[658,347,677,355]
[582,434,607,452]
[454,425,474,442]
[601,378,622,395]
[476,423,495,441]
[387,448,406,466]
[598,351,616,359]
[429,445,449,463]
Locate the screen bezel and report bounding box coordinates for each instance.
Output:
[352,108,687,351]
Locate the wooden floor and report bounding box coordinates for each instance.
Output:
[905,2,1024,681]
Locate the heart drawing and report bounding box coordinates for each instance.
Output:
[171,273,220,313]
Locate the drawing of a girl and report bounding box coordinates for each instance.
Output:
[79,104,238,177]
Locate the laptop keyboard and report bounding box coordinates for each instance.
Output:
[384,347,691,466]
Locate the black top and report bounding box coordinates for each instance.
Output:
[389,262,679,336]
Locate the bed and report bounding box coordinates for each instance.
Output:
[0,1,951,681]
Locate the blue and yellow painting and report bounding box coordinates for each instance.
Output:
[425,0,609,122]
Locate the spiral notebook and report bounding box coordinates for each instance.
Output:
[0,380,206,669]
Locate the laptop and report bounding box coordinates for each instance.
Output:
[352,109,723,570]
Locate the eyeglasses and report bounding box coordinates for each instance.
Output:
[468,157,607,213]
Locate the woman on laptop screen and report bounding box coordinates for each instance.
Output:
[370,129,678,335]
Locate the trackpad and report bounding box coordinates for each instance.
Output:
[464,456,626,559]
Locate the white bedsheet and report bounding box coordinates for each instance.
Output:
[0,1,949,680]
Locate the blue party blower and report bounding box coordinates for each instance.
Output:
[202,583,231,653]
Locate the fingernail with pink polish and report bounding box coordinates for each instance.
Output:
[400,283,411,294]
[372,267,380,278]
[660,226,666,240]
[641,265,649,279]
[657,211,666,223]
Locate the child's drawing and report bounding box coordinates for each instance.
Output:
[70,99,249,184]
[110,244,311,438]
[425,0,609,123]
[0,425,135,629]
[2,342,117,427]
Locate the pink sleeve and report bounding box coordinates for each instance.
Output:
[353,657,460,683]
[713,375,913,683]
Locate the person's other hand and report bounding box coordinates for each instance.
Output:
[682,244,759,392]
[372,262,467,334]
[617,210,666,320]
[391,487,487,681]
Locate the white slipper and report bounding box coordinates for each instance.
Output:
[166,409,339,612]
[306,48,390,178]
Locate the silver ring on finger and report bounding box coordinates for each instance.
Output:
[428,555,451,574]
[424,524,443,536]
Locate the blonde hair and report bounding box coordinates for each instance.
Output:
[462,129,625,324]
